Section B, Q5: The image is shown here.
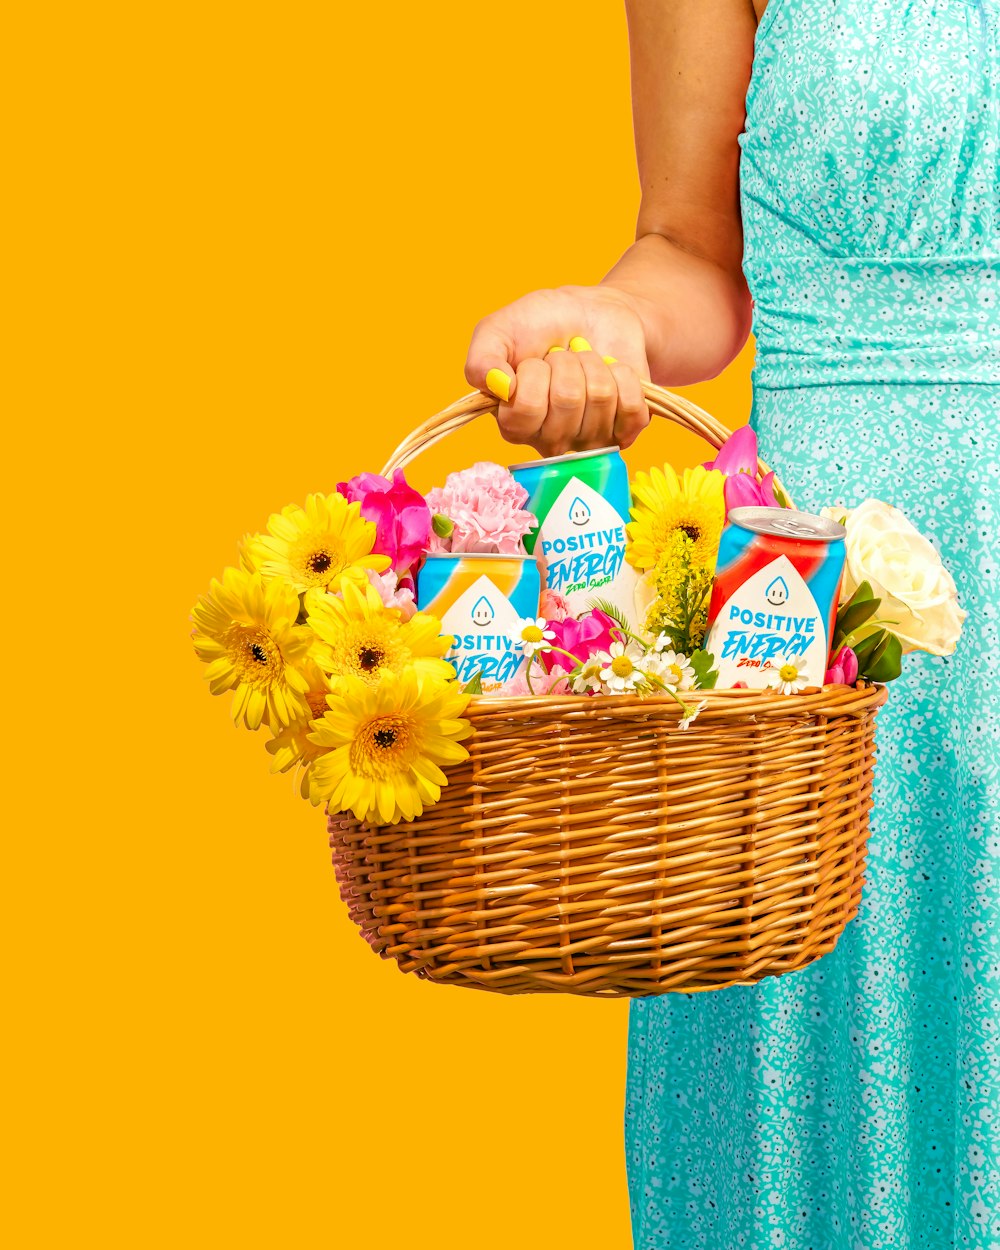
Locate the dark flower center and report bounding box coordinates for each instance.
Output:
[250,643,269,664]
[309,551,333,573]
[373,727,397,749]
[680,524,701,541]
[358,647,383,672]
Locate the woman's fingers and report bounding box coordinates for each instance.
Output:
[574,347,619,448]
[464,294,652,453]
[610,360,651,449]
[541,349,589,455]
[495,348,649,454]
[465,320,517,403]
[495,357,550,446]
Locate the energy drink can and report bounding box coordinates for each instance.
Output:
[416,553,541,692]
[508,447,637,623]
[705,507,846,689]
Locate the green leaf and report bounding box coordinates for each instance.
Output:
[431,513,454,539]
[851,630,884,669]
[689,649,719,691]
[865,633,902,682]
[461,671,484,695]
[833,594,882,648]
[587,596,630,631]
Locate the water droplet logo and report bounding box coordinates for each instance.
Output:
[569,496,591,527]
[471,595,494,627]
[766,576,789,607]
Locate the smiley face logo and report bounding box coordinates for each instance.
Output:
[569,496,591,526]
[765,576,789,607]
[471,595,494,627]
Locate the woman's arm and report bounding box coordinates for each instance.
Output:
[466,0,758,452]
[607,0,757,383]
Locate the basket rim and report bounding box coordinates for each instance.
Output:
[464,681,887,719]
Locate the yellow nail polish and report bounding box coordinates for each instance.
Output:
[602,355,618,365]
[485,368,512,403]
[569,336,593,353]
[548,345,566,353]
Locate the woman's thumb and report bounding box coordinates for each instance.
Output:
[465,324,517,404]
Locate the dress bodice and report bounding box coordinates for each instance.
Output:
[740,0,1000,388]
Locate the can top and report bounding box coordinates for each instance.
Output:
[507,446,621,472]
[728,506,846,542]
[421,552,533,561]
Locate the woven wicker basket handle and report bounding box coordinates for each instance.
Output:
[380,380,786,502]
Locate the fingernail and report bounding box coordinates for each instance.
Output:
[602,355,618,365]
[548,345,566,353]
[569,336,593,353]
[486,368,512,403]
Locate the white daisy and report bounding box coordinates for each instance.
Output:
[767,661,808,695]
[516,617,556,659]
[599,640,649,694]
[648,648,696,692]
[571,660,605,695]
[678,700,708,731]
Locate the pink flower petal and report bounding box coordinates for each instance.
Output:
[827,645,858,685]
[704,426,759,476]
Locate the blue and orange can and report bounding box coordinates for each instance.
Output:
[415,553,541,692]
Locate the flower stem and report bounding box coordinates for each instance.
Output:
[643,672,689,711]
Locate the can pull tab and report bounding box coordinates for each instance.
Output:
[770,514,828,536]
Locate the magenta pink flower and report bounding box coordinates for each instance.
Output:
[337,469,431,576]
[542,609,618,667]
[703,426,781,513]
[825,645,859,686]
[539,588,572,622]
[426,462,536,554]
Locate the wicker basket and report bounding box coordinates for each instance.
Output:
[328,383,886,997]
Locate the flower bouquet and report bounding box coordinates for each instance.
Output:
[192,384,964,996]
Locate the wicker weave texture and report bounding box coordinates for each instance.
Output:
[327,383,885,996]
[330,684,884,996]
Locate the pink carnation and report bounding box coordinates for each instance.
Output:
[366,569,416,621]
[542,609,618,667]
[426,462,536,554]
[539,588,572,622]
[338,469,431,576]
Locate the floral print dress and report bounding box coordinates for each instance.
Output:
[625,2,1000,1247]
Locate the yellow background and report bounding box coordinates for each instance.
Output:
[10,2,752,1246]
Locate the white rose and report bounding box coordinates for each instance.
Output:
[823,499,966,656]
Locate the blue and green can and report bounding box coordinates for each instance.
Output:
[508,447,637,624]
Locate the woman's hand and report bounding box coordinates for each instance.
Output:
[464,284,652,456]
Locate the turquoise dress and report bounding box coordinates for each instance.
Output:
[625,2,1000,1247]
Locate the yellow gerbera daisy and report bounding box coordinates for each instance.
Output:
[191,567,313,730]
[236,532,258,573]
[248,493,390,596]
[627,465,726,572]
[307,579,454,687]
[307,670,472,825]
[265,661,333,798]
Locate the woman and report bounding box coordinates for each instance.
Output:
[465,2,998,1247]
